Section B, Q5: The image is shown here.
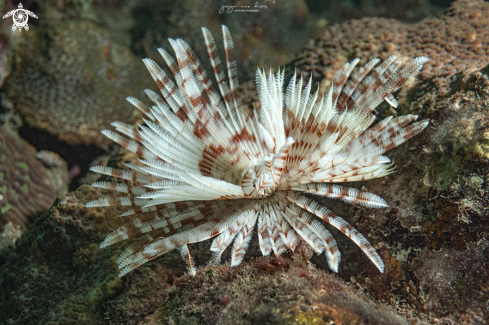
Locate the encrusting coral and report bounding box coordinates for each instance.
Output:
[423,65,489,190]
[335,64,489,324]
[5,20,153,147]
[0,127,56,228]
[292,0,489,98]
[140,256,410,325]
[0,185,126,324]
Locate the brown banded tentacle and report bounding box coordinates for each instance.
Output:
[288,195,384,273]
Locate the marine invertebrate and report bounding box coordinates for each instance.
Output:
[0,127,56,228]
[6,20,153,146]
[86,26,428,277]
[293,0,489,97]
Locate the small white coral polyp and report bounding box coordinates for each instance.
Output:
[86,25,429,277]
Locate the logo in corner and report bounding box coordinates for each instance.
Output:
[2,3,38,32]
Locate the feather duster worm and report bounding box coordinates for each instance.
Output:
[87,26,429,277]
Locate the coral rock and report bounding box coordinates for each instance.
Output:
[0,127,56,227]
[0,185,126,324]
[6,20,153,147]
[423,64,489,190]
[292,0,489,97]
[139,256,409,325]
[106,263,173,325]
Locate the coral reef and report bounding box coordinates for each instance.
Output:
[305,0,445,24]
[0,185,125,324]
[0,92,21,130]
[0,183,214,324]
[36,150,70,198]
[5,20,153,147]
[414,241,489,318]
[105,263,174,325]
[0,1,488,325]
[292,0,489,97]
[0,34,11,88]
[140,256,409,325]
[0,221,22,250]
[331,65,489,324]
[423,65,489,190]
[0,127,56,228]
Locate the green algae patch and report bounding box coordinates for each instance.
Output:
[16,162,29,171]
[1,203,13,214]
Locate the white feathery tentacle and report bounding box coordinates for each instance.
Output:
[87,25,429,277]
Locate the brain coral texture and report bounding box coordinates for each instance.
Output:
[6,20,153,147]
[293,0,489,96]
[0,128,56,228]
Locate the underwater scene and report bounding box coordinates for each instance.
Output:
[0,0,488,324]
